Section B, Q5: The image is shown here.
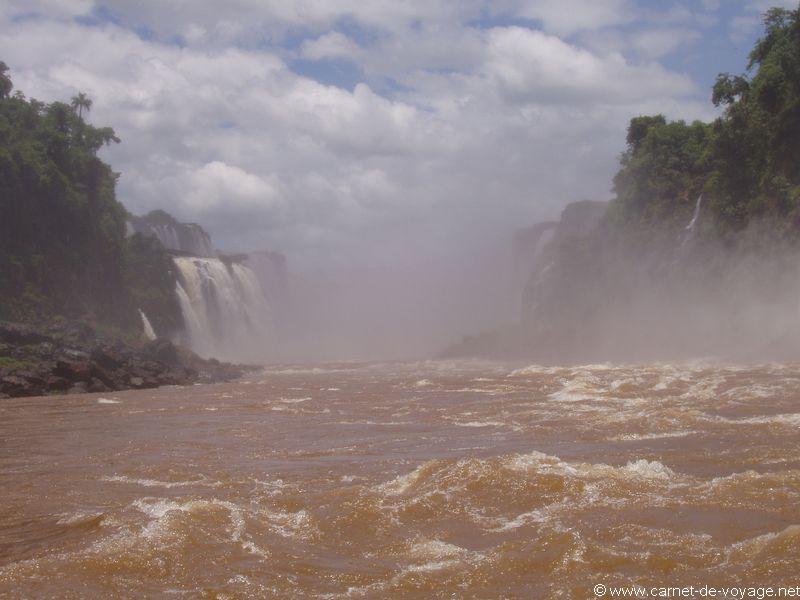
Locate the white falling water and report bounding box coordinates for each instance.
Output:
[676,194,703,255]
[138,309,157,341]
[173,257,273,362]
[523,226,556,320]
[685,194,703,233]
[149,224,215,257]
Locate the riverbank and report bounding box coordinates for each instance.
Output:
[0,319,254,398]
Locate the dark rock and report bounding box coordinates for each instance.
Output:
[62,347,89,361]
[54,360,92,382]
[1,375,33,396]
[67,382,88,395]
[0,318,252,398]
[90,345,126,370]
[44,375,72,391]
[87,378,110,393]
[144,339,181,366]
[0,322,49,345]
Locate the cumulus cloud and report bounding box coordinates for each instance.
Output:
[496,0,637,36]
[0,0,723,272]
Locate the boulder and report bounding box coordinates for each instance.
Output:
[144,339,181,366]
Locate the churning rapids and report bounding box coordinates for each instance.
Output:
[2,361,800,598]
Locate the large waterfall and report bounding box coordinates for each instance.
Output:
[152,224,215,258]
[173,257,273,362]
[127,211,216,258]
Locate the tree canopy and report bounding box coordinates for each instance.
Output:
[0,68,180,333]
[610,4,800,241]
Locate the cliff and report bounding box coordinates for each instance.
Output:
[447,7,800,362]
[127,210,216,258]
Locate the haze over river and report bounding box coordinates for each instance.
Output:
[2,361,800,598]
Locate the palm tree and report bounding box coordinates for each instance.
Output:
[70,92,92,119]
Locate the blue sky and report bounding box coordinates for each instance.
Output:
[1,0,797,268]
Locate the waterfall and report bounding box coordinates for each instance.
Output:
[173,256,273,362]
[685,194,703,233]
[138,309,157,341]
[128,216,216,257]
[668,194,705,270]
[152,224,182,252]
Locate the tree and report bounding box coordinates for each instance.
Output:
[70,92,92,119]
[0,61,11,99]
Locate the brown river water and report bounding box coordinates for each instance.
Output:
[1,360,800,598]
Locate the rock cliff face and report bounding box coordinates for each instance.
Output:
[521,201,609,343]
[127,210,216,258]
[512,200,800,363]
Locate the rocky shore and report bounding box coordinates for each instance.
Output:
[0,320,255,398]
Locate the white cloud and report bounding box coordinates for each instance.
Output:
[300,32,362,61]
[497,0,637,35]
[629,27,701,59]
[480,27,694,105]
[0,1,712,270]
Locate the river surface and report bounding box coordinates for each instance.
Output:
[1,360,800,598]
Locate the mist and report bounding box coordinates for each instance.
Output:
[270,241,519,362]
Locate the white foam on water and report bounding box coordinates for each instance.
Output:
[508,365,562,376]
[377,463,430,496]
[610,431,696,441]
[395,539,482,577]
[97,398,121,404]
[455,420,506,428]
[242,540,269,559]
[104,475,218,488]
[130,497,248,544]
[709,413,800,427]
[622,459,675,480]
[547,375,604,402]
[504,451,677,482]
[727,524,800,561]
[258,508,314,539]
[739,413,800,426]
[56,510,105,526]
[415,379,433,387]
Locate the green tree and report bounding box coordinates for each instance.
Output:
[0,63,179,332]
[0,61,11,99]
[70,92,92,119]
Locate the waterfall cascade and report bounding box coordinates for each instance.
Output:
[173,256,273,362]
[674,194,704,262]
[151,223,215,257]
[138,309,157,341]
[127,211,216,258]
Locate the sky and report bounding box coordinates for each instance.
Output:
[1,0,797,271]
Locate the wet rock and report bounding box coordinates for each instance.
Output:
[0,323,49,345]
[67,382,88,395]
[87,378,110,393]
[0,318,254,398]
[54,360,92,382]
[145,339,181,366]
[1,375,33,397]
[90,346,125,370]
